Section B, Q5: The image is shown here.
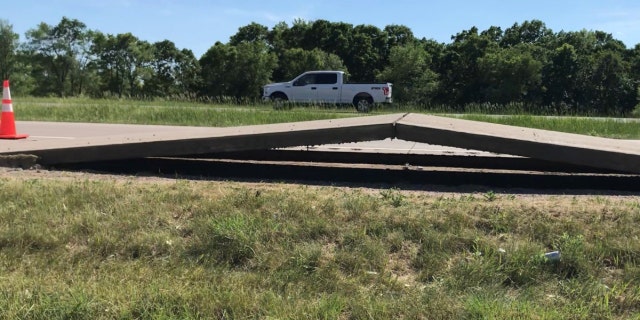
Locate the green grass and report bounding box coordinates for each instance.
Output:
[456,114,640,139]
[12,97,640,139]
[1,177,640,319]
[13,97,358,127]
[4,97,640,317]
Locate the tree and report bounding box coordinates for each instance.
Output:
[440,26,499,105]
[229,22,269,46]
[547,30,634,113]
[555,30,624,56]
[144,40,200,98]
[586,50,635,113]
[281,19,312,50]
[303,20,333,51]
[501,20,553,47]
[377,43,438,105]
[630,45,640,111]
[5,17,639,112]
[478,45,543,104]
[23,17,93,97]
[0,20,18,80]
[198,42,233,97]
[346,24,386,82]
[91,32,152,97]
[542,43,579,109]
[593,31,626,53]
[0,20,34,95]
[173,49,201,97]
[325,22,353,60]
[199,41,276,99]
[381,24,416,66]
[384,25,416,48]
[267,21,289,54]
[276,48,345,81]
[480,26,503,43]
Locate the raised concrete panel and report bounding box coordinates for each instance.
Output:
[1,115,399,165]
[2,113,640,173]
[395,114,640,173]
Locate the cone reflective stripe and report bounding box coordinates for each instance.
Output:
[2,80,12,115]
[2,80,11,109]
[0,80,28,139]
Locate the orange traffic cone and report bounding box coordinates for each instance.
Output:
[0,80,28,139]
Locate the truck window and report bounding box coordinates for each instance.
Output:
[316,73,338,84]
[294,74,315,86]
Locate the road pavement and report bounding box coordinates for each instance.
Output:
[1,115,639,173]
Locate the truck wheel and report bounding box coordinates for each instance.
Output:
[271,93,289,110]
[354,96,373,113]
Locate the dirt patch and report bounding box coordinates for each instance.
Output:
[0,165,638,204]
[0,154,39,169]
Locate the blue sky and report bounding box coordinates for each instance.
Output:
[4,0,640,58]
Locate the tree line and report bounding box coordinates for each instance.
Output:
[1,17,639,114]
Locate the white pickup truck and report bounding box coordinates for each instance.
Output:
[262,71,392,112]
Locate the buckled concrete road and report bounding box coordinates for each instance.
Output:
[1,113,639,173]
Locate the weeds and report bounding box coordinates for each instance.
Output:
[380,187,406,207]
[483,190,498,202]
[14,97,356,127]
[13,97,640,138]
[1,177,640,318]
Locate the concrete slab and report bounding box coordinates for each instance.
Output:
[1,113,639,173]
[1,114,399,164]
[395,113,640,173]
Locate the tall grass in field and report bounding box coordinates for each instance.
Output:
[458,114,640,139]
[1,178,640,318]
[414,101,634,117]
[13,97,358,127]
[11,97,640,138]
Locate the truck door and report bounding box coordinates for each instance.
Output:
[288,73,317,102]
[314,73,340,104]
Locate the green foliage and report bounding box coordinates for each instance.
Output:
[276,48,346,81]
[144,40,200,97]
[377,43,439,104]
[478,44,544,104]
[13,97,355,126]
[543,43,579,107]
[4,16,640,115]
[588,50,636,114]
[190,215,258,267]
[91,32,154,98]
[229,22,269,46]
[483,190,497,202]
[11,96,640,139]
[457,114,640,139]
[500,20,554,47]
[380,188,406,207]
[632,86,640,118]
[1,178,640,318]
[199,41,277,99]
[23,17,93,98]
[0,20,18,80]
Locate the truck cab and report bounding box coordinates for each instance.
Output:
[263,71,392,112]
[287,72,342,103]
